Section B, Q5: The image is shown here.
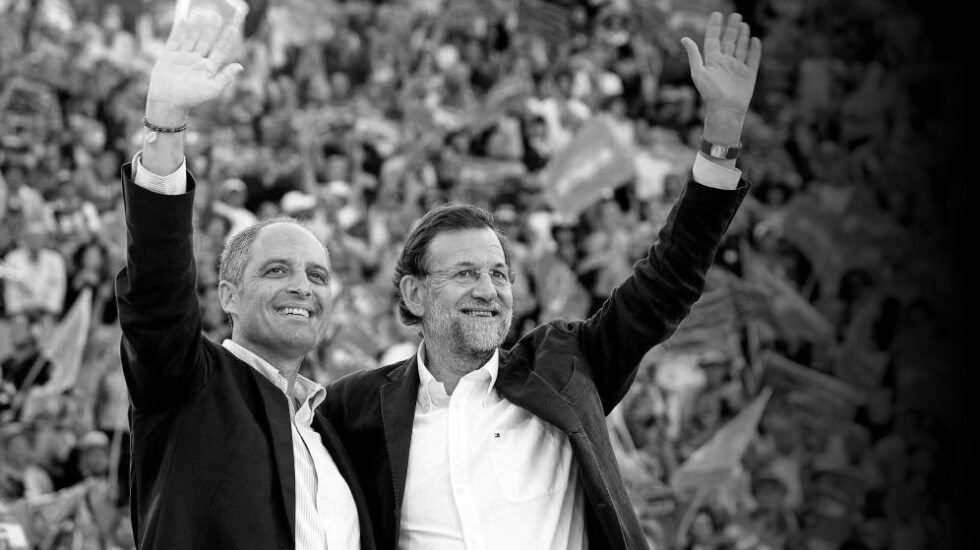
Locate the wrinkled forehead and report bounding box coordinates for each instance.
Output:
[425,228,507,270]
[249,223,330,267]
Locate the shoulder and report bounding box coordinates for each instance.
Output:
[510,318,584,353]
[328,360,406,393]
[503,319,588,370]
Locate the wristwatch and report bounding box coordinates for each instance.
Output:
[698,138,741,160]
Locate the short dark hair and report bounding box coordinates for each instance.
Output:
[218,217,325,287]
[393,203,511,326]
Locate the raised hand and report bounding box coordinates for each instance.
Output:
[681,12,762,145]
[146,9,244,121]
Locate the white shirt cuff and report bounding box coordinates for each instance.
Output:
[691,152,741,190]
[131,151,188,195]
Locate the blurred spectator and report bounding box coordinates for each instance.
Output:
[2,223,67,326]
[0,313,51,391]
[0,422,53,501]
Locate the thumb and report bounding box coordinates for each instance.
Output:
[680,37,704,72]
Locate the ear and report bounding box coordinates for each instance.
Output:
[399,275,426,318]
[217,280,240,318]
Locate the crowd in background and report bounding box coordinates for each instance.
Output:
[0,0,967,548]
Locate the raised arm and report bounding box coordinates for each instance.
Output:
[116,10,244,413]
[142,10,244,174]
[579,12,761,409]
[682,11,762,170]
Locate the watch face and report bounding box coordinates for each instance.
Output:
[700,139,740,159]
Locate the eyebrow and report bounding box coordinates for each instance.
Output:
[439,259,509,270]
[258,258,330,273]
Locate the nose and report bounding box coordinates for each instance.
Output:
[287,272,313,297]
[469,271,497,300]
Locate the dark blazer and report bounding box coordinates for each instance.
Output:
[324,178,749,549]
[115,166,376,550]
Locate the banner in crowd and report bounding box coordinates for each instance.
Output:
[542,115,635,218]
[661,268,742,358]
[534,254,591,322]
[761,351,865,431]
[670,387,772,492]
[740,248,835,344]
[5,480,111,549]
[776,192,907,300]
[40,288,92,394]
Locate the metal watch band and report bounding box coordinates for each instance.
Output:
[698,138,741,160]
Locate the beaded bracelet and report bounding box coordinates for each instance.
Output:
[143,116,188,133]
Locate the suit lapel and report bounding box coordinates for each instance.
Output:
[495,351,583,434]
[251,369,296,540]
[311,412,377,549]
[379,359,420,522]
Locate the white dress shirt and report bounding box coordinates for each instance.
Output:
[130,149,739,550]
[399,344,587,550]
[396,154,738,550]
[131,155,360,549]
[223,341,360,550]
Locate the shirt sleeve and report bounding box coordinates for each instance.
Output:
[130,151,188,195]
[691,152,742,190]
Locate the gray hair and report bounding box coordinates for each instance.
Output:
[218,217,326,287]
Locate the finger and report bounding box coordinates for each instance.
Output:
[703,12,723,57]
[206,24,240,69]
[681,37,704,73]
[746,37,762,72]
[181,10,207,53]
[192,10,225,56]
[720,12,742,56]
[735,22,750,62]
[165,16,194,51]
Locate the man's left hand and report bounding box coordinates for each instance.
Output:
[681,12,762,144]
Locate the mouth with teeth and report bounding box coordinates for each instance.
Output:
[277,306,312,318]
[460,308,498,318]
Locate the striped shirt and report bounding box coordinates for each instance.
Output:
[224,340,360,550]
[132,155,361,548]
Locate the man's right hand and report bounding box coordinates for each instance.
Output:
[146,9,244,123]
[141,9,244,177]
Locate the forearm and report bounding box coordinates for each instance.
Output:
[141,100,189,176]
[116,169,204,411]
[581,176,749,408]
[700,105,744,172]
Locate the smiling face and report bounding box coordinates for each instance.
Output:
[414,228,514,361]
[219,223,332,367]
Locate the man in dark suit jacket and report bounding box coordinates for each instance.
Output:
[323,12,761,550]
[115,11,374,550]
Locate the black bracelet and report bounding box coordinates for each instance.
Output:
[143,116,188,133]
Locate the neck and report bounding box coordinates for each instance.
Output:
[421,339,494,395]
[231,335,305,391]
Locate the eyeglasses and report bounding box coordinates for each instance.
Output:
[422,267,514,288]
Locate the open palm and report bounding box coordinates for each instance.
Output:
[146,10,243,112]
[682,12,761,116]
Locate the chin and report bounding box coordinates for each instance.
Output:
[278,331,318,354]
[457,322,509,353]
